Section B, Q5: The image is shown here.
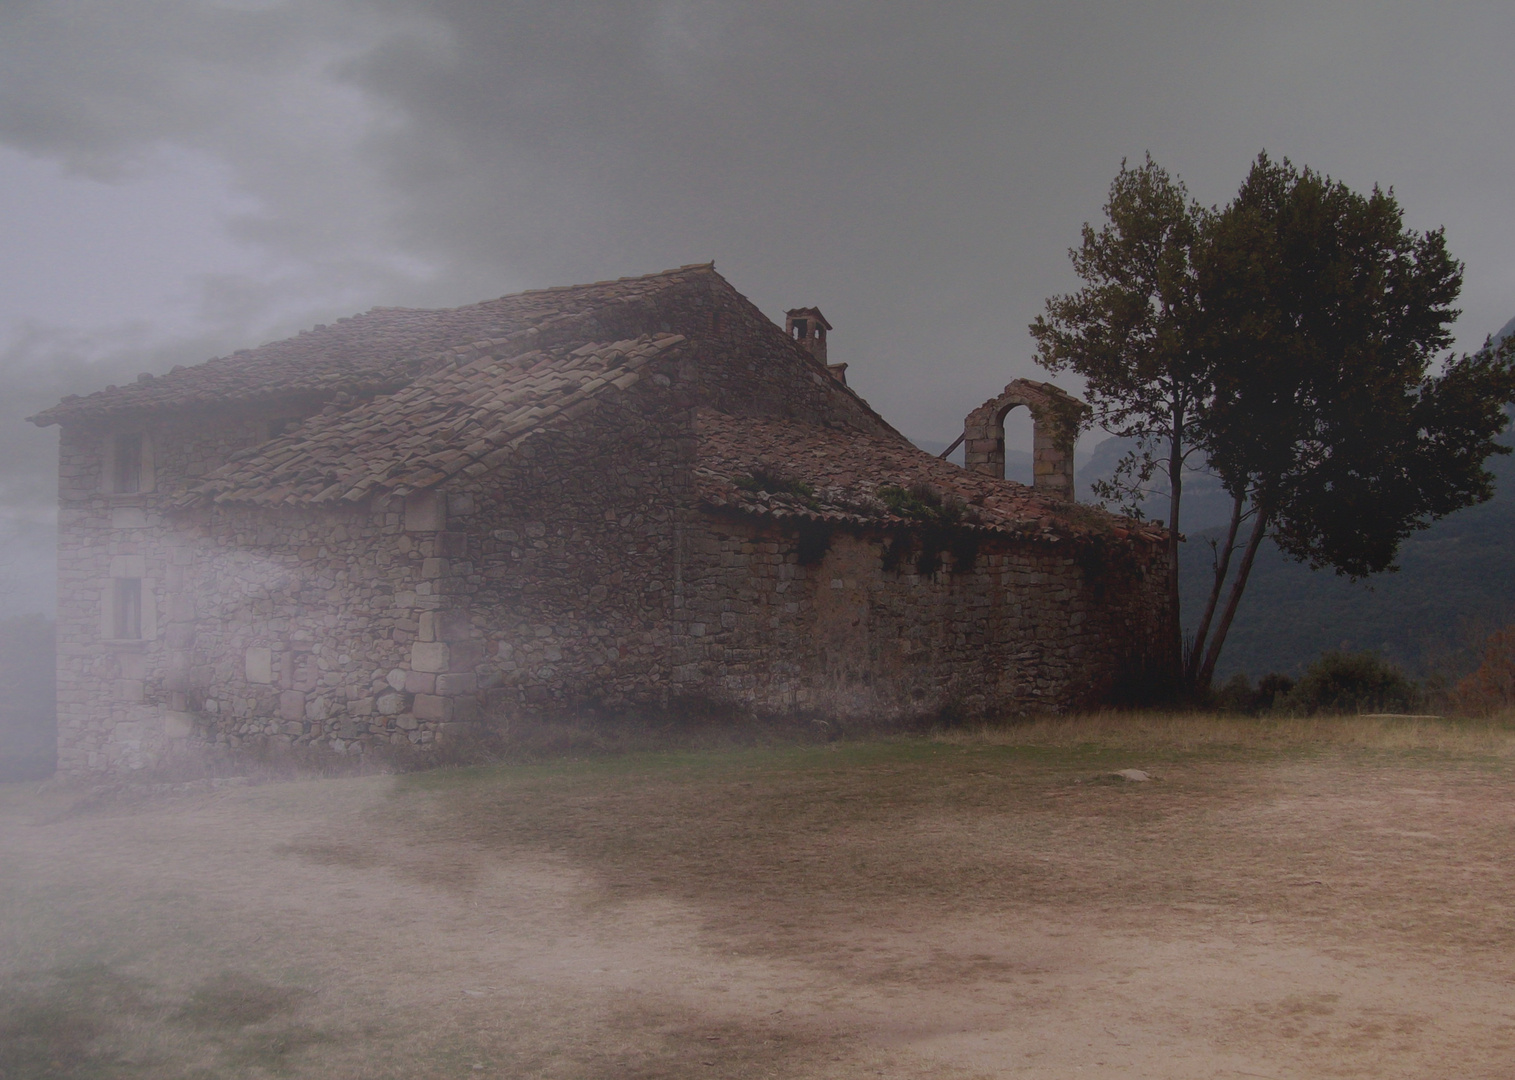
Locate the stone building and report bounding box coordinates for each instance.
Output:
[31,264,1172,775]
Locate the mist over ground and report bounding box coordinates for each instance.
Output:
[4,2,1514,619]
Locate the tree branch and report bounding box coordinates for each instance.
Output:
[1196,504,1270,690]
[1185,489,1245,685]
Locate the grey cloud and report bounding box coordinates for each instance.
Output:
[3,0,1513,617]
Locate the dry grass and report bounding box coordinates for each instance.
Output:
[4,713,1515,1078]
[942,709,1515,755]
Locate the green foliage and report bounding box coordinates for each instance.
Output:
[876,482,966,524]
[1030,154,1210,525]
[1278,651,1420,716]
[735,469,818,505]
[1200,153,1510,579]
[1176,450,1515,683]
[793,520,834,566]
[1212,671,1295,715]
[875,484,980,575]
[1036,151,1515,691]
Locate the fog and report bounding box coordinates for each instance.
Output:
[5,0,1515,615]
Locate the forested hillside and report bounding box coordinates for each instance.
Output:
[1083,403,1515,681]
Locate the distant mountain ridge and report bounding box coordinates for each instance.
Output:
[1075,339,1515,680]
[1176,433,1515,680]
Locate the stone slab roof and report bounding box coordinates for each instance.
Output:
[30,264,718,426]
[183,333,687,508]
[694,410,1161,546]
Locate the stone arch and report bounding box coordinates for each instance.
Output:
[963,379,1088,500]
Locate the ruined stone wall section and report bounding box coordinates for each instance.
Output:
[964,380,1088,500]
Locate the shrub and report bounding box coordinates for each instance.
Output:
[1451,626,1515,716]
[1211,671,1295,715]
[1278,651,1419,716]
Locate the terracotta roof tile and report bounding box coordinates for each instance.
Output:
[694,410,1160,545]
[30,263,716,425]
[183,333,688,508]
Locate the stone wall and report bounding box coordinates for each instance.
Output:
[668,518,1168,719]
[51,356,702,771]
[53,402,330,772]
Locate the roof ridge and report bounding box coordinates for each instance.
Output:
[515,262,716,299]
[31,263,722,426]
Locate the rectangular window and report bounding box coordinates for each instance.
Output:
[114,433,143,493]
[113,578,142,639]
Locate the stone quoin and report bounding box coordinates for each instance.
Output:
[31,264,1174,776]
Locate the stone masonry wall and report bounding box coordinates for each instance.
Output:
[668,520,1168,718]
[54,401,331,773]
[55,349,1166,775]
[52,359,701,772]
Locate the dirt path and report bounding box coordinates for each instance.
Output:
[2,739,1513,1078]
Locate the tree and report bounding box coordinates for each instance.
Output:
[1029,156,1210,676]
[1188,154,1515,688]
[1033,152,1515,692]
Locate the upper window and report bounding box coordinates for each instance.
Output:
[113,578,142,639]
[113,433,143,493]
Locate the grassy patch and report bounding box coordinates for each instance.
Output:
[7,712,1515,1077]
[380,713,1515,968]
[0,965,157,1080]
[174,972,308,1030]
[0,965,330,1080]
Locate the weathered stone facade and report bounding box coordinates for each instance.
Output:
[34,265,1173,775]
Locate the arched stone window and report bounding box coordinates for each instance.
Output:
[962,379,1088,500]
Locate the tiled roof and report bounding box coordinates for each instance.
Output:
[30,264,718,426]
[183,334,687,507]
[695,410,1161,545]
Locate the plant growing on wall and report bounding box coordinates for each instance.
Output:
[875,483,980,574]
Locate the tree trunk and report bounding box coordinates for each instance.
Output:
[1165,418,1185,680]
[1196,505,1270,690]
[1185,490,1245,685]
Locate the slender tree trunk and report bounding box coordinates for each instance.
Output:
[1165,414,1185,682]
[1185,490,1245,685]
[1196,505,1270,690]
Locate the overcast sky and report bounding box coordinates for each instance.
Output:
[3,0,1513,614]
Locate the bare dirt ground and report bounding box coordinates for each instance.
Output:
[3,714,1515,1079]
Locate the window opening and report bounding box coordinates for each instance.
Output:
[113,578,142,639]
[114,433,143,493]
